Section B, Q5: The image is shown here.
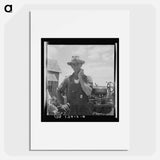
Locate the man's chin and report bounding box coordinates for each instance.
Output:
[74,70,80,73]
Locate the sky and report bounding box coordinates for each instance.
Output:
[47,45,114,86]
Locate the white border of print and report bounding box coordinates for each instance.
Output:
[30,9,130,150]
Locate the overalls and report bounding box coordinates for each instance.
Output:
[66,75,91,115]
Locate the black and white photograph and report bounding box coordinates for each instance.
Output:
[41,38,119,122]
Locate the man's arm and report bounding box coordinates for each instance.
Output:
[56,77,71,113]
[56,77,68,104]
[78,70,93,96]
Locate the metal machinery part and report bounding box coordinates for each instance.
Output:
[89,82,115,116]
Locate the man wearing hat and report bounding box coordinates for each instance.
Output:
[56,56,93,116]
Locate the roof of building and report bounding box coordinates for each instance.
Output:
[47,59,61,73]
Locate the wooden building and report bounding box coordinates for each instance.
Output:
[47,59,61,97]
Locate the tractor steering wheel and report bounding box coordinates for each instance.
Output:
[107,82,114,92]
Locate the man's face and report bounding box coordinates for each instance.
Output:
[71,63,82,73]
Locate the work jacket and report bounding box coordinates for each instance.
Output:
[57,73,93,115]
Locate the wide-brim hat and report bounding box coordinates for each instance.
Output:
[67,56,85,65]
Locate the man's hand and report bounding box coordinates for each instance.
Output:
[78,69,84,79]
[78,71,93,96]
[58,104,70,113]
